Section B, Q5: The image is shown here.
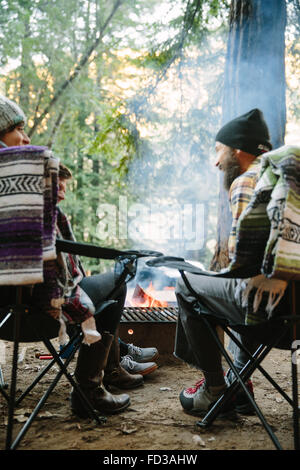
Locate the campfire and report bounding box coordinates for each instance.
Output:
[129,282,176,308]
[121,277,178,354]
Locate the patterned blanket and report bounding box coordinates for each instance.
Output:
[229,145,300,324]
[230,144,300,280]
[0,145,59,285]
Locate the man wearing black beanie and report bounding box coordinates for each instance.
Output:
[174,108,273,417]
[215,108,272,157]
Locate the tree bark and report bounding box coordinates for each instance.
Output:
[211,0,287,271]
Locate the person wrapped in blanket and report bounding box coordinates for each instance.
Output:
[175,108,290,417]
[0,94,157,418]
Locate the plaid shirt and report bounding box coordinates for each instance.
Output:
[56,207,93,324]
[228,156,262,259]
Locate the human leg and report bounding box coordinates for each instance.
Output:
[79,272,144,389]
[175,274,258,415]
[70,332,130,417]
[70,286,132,416]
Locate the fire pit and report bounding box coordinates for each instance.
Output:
[120,306,178,356]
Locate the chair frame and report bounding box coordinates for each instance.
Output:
[1,241,147,450]
[1,286,106,451]
[180,272,300,450]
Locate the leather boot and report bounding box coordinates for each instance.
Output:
[103,329,144,390]
[70,331,130,417]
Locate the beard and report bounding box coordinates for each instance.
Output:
[221,150,241,191]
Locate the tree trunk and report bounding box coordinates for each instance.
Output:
[211,0,287,271]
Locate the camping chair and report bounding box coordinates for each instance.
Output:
[0,239,161,451]
[146,257,300,451]
[0,144,162,450]
[146,145,300,450]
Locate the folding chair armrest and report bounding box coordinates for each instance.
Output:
[56,238,163,261]
[146,256,261,279]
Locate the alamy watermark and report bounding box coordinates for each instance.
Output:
[96,196,206,250]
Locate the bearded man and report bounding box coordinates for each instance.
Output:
[175,108,273,416]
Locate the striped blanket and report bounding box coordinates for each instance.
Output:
[0,145,59,285]
[230,145,300,280]
[229,145,300,324]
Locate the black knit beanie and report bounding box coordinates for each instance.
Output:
[215,108,272,156]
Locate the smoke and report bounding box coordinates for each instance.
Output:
[124,32,227,268]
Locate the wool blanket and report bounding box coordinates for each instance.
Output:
[0,145,59,285]
[146,145,300,325]
[230,145,300,280]
[229,144,300,324]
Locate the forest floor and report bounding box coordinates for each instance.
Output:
[0,336,298,457]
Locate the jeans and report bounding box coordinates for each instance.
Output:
[79,271,126,335]
[174,273,260,385]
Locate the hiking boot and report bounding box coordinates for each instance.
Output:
[179,379,234,417]
[104,330,144,389]
[120,355,158,376]
[126,343,159,363]
[103,364,144,390]
[225,370,255,415]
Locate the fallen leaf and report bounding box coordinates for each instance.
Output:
[192,435,206,447]
[120,425,138,435]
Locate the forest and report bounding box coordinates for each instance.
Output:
[1,0,299,272]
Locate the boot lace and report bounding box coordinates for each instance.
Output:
[185,378,205,395]
[127,343,142,357]
[120,354,136,371]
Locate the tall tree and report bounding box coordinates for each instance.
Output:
[211,0,288,270]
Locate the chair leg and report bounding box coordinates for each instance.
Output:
[291,340,300,450]
[196,318,283,450]
[16,330,82,406]
[10,334,107,450]
[224,326,295,406]
[42,337,107,425]
[290,280,300,451]
[5,299,22,450]
[10,343,77,450]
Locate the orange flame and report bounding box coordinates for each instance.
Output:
[131,282,168,308]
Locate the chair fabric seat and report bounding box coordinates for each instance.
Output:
[230,317,300,350]
[0,305,60,342]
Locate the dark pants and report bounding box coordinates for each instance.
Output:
[79,272,126,335]
[174,274,261,386]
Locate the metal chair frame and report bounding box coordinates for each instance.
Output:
[0,288,106,451]
[0,241,147,450]
[180,273,300,450]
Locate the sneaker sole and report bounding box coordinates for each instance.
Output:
[136,353,159,363]
[135,363,158,376]
[183,406,236,419]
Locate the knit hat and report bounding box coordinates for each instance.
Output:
[0,95,26,133]
[215,108,272,156]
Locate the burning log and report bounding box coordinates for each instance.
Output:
[131,282,170,308]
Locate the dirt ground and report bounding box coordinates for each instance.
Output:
[0,336,298,453]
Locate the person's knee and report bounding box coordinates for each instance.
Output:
[175,277,186,296]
